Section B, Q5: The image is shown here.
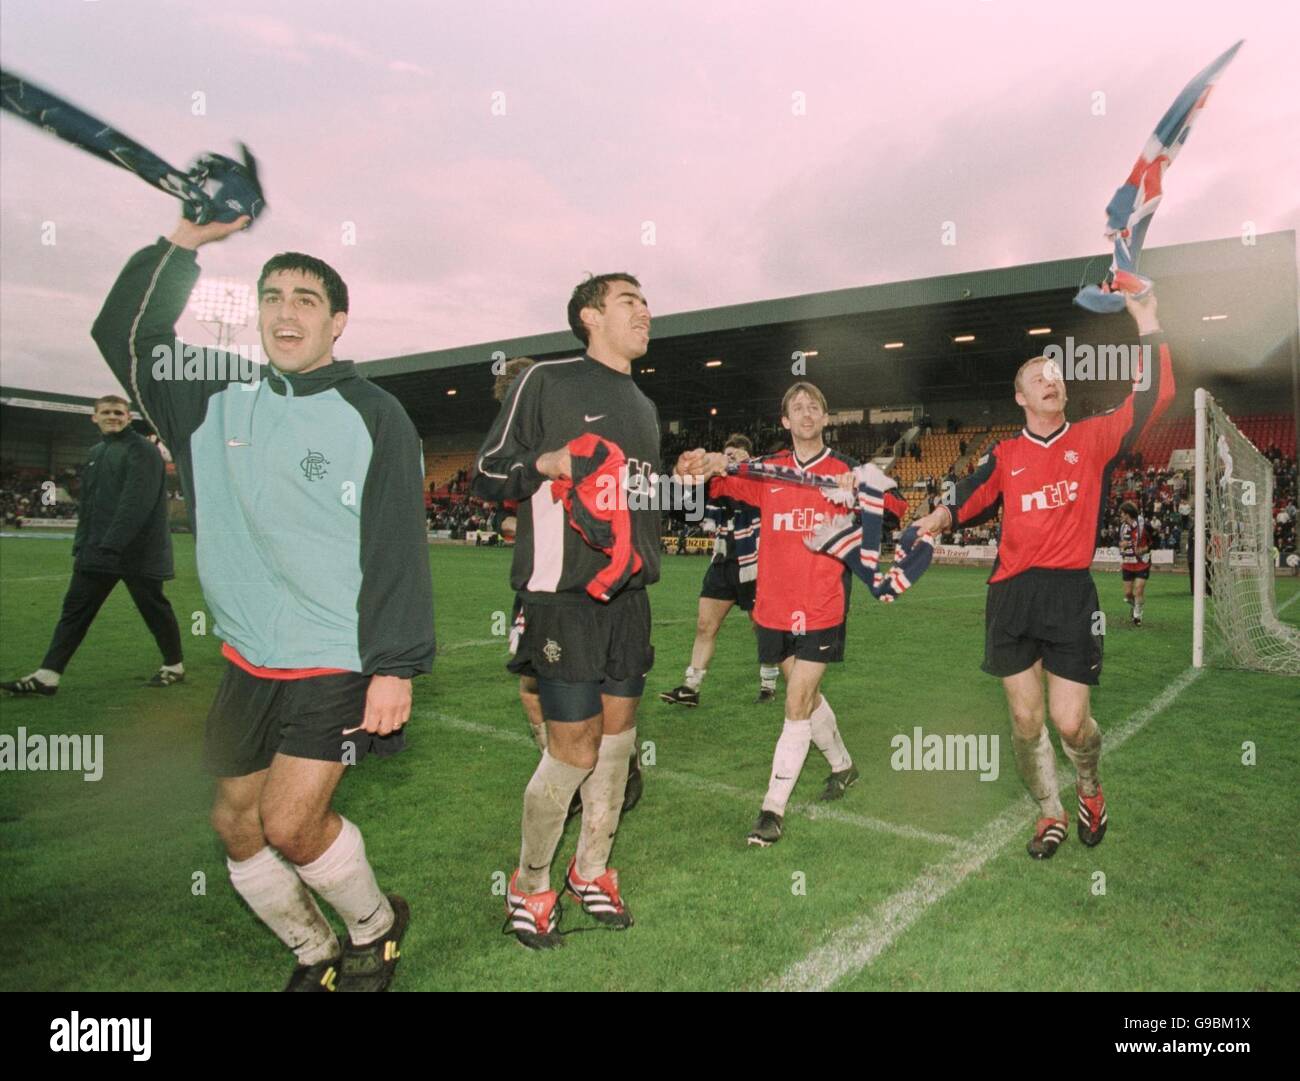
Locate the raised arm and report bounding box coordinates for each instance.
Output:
[90,215,250,452]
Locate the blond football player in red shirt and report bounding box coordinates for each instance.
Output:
[912,292,1170,858]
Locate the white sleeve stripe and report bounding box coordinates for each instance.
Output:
[475,357,582,480]
[125,244,181,439]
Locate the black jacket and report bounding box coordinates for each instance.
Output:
[73,428,174,579]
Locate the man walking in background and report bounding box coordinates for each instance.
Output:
[2,395,183,696]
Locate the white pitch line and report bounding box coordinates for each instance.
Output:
[767,588,1300,993]
[419,710,958,847]
[437,638,505,653]
[649,767,960,847]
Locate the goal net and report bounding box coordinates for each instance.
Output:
[1193,388,1300,674]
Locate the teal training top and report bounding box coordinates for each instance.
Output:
[92,239,435,677]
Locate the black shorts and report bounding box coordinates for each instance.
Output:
[202,662,403,777]
[700,559,756,612]
[982,568,1103,685]
[755,621,846,665]
[507,589,655,719]
[508,594,537,679]
[1121,568,1150,582]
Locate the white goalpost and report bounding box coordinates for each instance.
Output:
[1192,388,1300,674]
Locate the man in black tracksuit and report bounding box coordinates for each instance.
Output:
[475,273,668,948]
[2,395,183,696]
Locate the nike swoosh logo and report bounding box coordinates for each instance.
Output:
[775,775,793,781]
[584,414,606,422]
[1011,467,1026,476]
[227,439,250,447]
[770,487,782,492]
[818,644,831,651]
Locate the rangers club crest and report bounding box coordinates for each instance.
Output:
[300,449,330,481]
[542,638,562,664]
[1064,450,1080,464]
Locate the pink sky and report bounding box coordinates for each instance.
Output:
[1,0,1297,396]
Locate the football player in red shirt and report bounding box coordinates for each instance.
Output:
[912,291,1170,859]
[680,383,860,847]
[1119,500,1153,626]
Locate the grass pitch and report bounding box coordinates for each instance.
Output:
[2,534,1297,992]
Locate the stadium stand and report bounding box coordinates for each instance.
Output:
[424,450,476,494]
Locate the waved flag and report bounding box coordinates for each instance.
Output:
[1074,39,1243,314]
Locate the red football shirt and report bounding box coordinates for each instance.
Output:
[952,334,1173,584]
[709,446,856,631]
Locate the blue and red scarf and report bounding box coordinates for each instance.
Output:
[803,463,935,603]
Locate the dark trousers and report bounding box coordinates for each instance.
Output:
[41,569,183,673]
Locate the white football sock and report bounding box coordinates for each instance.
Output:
[518,751,591,893]
[295,817,393,947]
[1133,601,1144,619]
[228,846,338,965]
[575,728,637,881]
[33,668,61,686]
[161,662,184,675]
[1061,717,1103,797]
[759,665,779,690]
[761,719,812,815]
[1012,729,1065,820]
[684,666,706,691]
[809,695,852,772]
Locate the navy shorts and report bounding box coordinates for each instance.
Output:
[507,589,654,721]
[202,662,403,777]
[982,569,1103,685]
[755,621,846,665]
[700,559,756,612]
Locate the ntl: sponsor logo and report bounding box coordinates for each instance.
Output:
[890,726,999,781]
[0,727,103,781]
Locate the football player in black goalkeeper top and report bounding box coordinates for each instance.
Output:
[913,290,1171,859]
[474,273,670,948]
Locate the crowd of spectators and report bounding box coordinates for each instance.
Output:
[443,466,471,496]
[0,464,79,525]
[1099,462,1189,552]
[1265,445,1298,559]
[426,484,496,538]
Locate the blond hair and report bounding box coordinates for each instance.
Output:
[781,381,828,417]
[1014,356,1049,393]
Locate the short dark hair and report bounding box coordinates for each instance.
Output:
[494,357,535,403]
[1120,500,1140,519]
[567,273,640,346]
[258,252,349,315]
[93,394,129,410]
[724,433,753,455]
